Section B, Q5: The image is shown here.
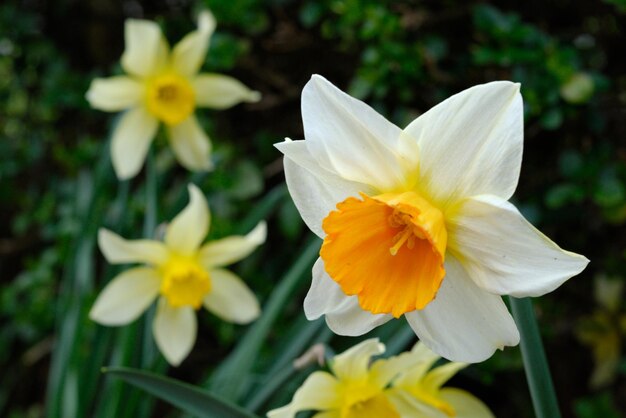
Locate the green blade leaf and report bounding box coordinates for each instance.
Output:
[208,236,321,400]
[104,367,259,418]
[509,297,562,418]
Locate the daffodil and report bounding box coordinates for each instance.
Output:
[86,10,261,180]
[89,184,265,365]
[575,275,626,388]
[277,75,589,362]
[267,338,494,418]
[391,342,495,418]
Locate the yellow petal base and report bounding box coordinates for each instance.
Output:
[145,73,195,125]
[342,393,399,418]
[160,254,210,309]
[321,192,447,317]
[410,388,457,416]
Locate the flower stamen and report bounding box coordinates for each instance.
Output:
[160,255,211,309]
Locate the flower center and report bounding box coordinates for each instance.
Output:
[321,191,447,318]
[388,209,428,255]
[340,385,400,418]
[160,255,211,309]
[146,73,195,125]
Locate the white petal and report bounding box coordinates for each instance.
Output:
[171,11,216,77]
[303,257,350,320]
[277,140,374,237]
[198,221,266,268]
[110,107,159,180]
[304,258,392,335]
[405,255,520,363]
[266,371,341,418]
[153,298,197,366]
[192,74,261,109]
[439,388,495,418]
[167,115,213,172]
[121,18,168,77]
[86,76,143,111]
[326,294,394,336]
[404,81,523,207]
[90,267,160,326]
[202,269,260,324]
[331,338,385,382]
[98,228,169,266]
[449,194,589,297]
[301,75,407,191]
[164,184,210,255]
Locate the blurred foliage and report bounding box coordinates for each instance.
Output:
[0,0,624,418]
[575,276,626,389]
[574,391,622,418]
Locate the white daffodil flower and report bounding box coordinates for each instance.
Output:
[90,184,265,366]
[277,74,589,362]
[267,339,494,418]
[86,10,261,180]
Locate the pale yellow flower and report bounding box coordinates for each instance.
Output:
[86,10,260,179]
[576,275,626,388]
[267,339,494,418]
[277,75,589,362]
[391,343,495,418]
[90,184,265,365]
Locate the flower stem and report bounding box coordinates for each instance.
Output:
[142,149,160,365]
[509,297,561,418]
[143,149,158,238]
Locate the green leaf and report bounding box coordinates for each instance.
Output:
[209,237,321,401]
[104,367,259,418]
[509,297,562,418]
[246,318,332,412]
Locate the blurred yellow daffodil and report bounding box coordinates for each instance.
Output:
[86,10,261,179]
[267,338,494,418]
[89,184,266,365]
[576,275,626,388]
[277,75,589,362]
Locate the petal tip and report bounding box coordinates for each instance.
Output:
[273,139,293,153]
[246,90,262,103]
[305,74,331,92]
[197,9,216,31]
[88,306,102,323]
[97,228,117,262]
[187,182,203,197]
[112,159,136,181]
[239,302,261,324]
[250,221,268,244]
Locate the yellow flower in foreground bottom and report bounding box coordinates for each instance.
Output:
[86,10,260,180]
[90,184,265,365]
[277,75,589,362]
[267,339,494,418]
